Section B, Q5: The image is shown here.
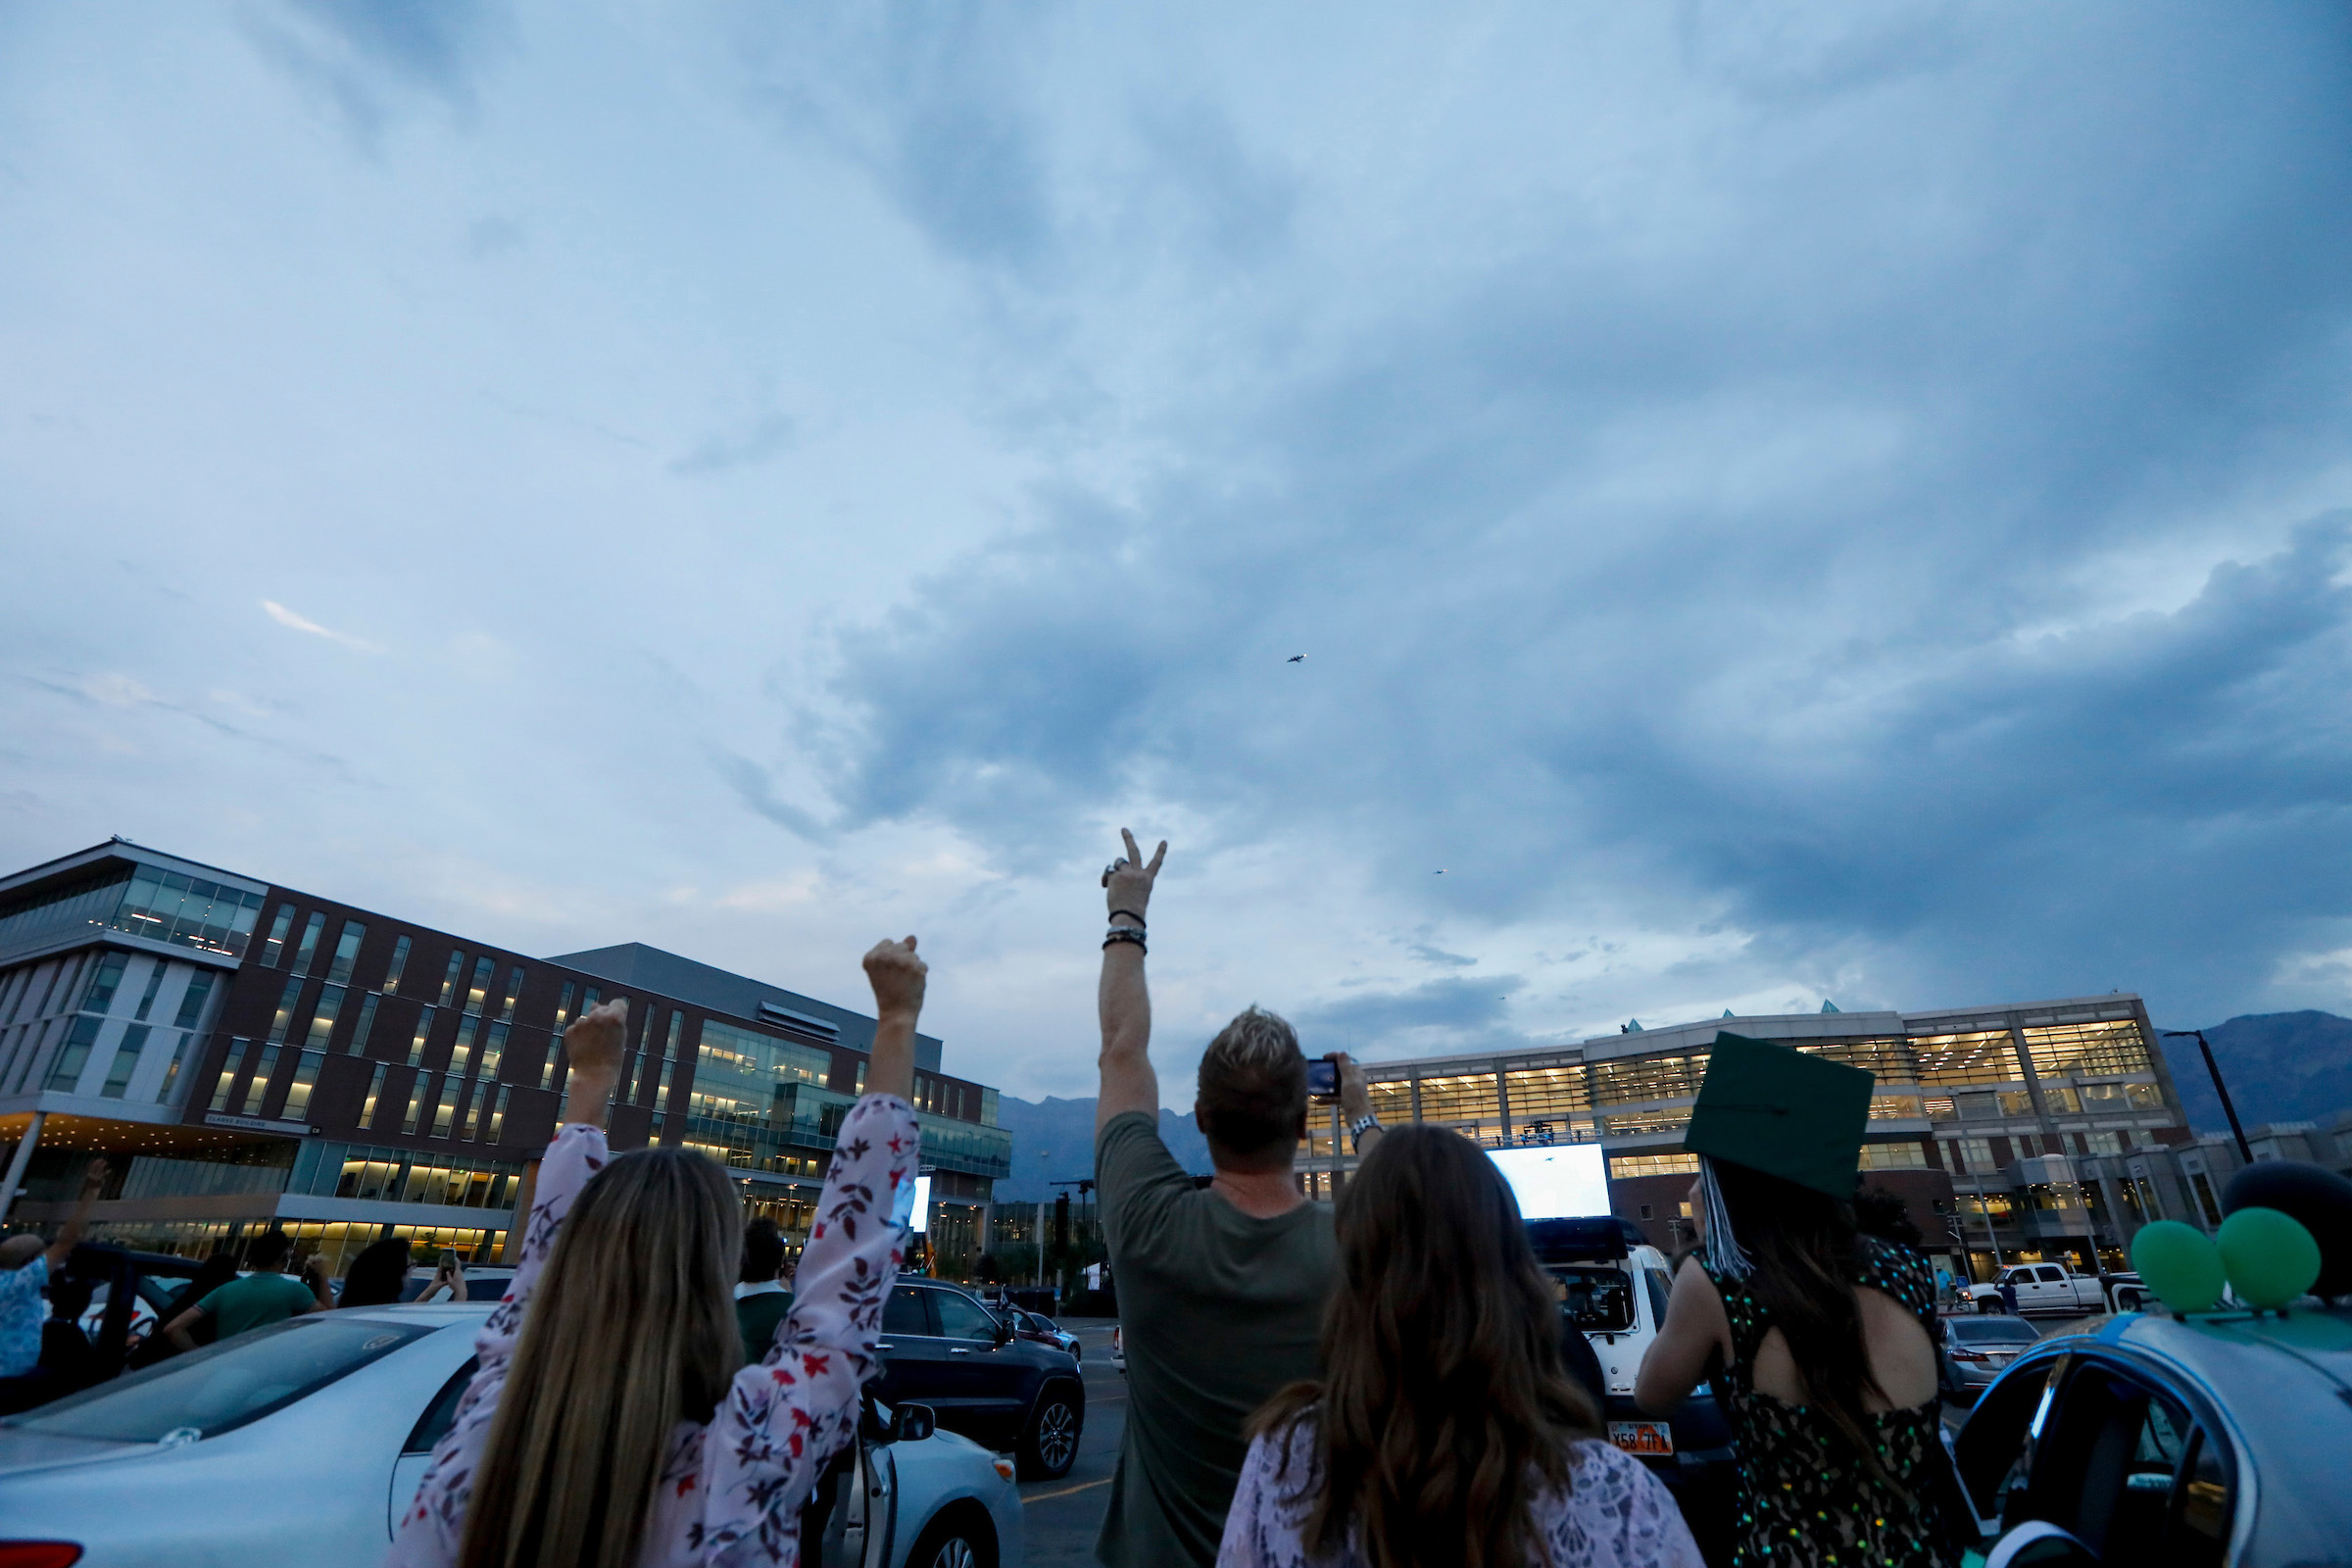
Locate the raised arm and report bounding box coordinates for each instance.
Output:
[389,998,630,1565]
[43,1158,108,1271]
[1097,830,1166,1136]
[698,939,924,1559]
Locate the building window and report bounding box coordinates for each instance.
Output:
[438,951,466,1008]
[1505,1066,1593,1120]
[2021,1020,2153,1079]
[325,921,366,985]
[2081,1130,2125,1156]
[409,1005,437,1067]
[403,1073,434,1136]
[383,934,413,995]
[556,980,576,1024]
[259,904,296,966]
[1952,1137,1995,1173]
[242,1044,281,1115]
[130,962,167,1021]
[1607,1152,1699,1179]
[283,1050,324,1119]
[2188,1171,2222,1226]
[450,1013,480,1077]
[209,1039,249,1111]
[1908,1030,2026,1087]
[348,994,379,1055]
[1590,1055,1704,1106]
[1870,1095,1925,1119]
[156,1029,194,1103]
[2125,1083,2162,1109]
[540,1040,563,1092]
[432,1074,463,1138]
[172,970,216,1030]
[360,1063,388,1128]
[101,1023,149,1097]
[457,1082,482,1140]
[304,986,346,1051]
[41,1015,101,1092]
[267,978,305,1044]
[465,956,495,1015]
[481,1022,507,1078]
[1417,1071,1504,1124]
[499,966,525,1022]
[2041,1086,2080,1114]
[290,912,326,976]
[81,953,129,1015]
[1859,1143,1931,1170]
[486,1085,511,1143]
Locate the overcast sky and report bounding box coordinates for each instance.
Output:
[6,3,2351,1105]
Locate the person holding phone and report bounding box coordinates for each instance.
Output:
[416,1250,469,1304]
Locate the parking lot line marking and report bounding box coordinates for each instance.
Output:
[1023,1477,1113,1505]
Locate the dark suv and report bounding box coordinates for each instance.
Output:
[875,1277,1086,1479]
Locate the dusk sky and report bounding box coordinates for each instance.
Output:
[6,3,2350,1106]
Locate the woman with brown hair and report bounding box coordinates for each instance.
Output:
[387,937,927,1568]
[1219,1123,1700,1568]
[1635,1034,1968,1568]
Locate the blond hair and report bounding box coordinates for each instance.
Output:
[1196,1005,1308,1168]
[459,1149,744,1568]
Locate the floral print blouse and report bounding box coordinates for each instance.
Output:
[1217,1416,1705,1568]
[387,1093,918,1568]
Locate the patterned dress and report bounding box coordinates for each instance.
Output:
[1698,1241,1961,1568]
[1216,1416,1706,1568]
[386,1093,918,1568]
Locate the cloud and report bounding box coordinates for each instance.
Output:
[245,0,510,145]
[670,413,797,477]
[710,750,832,843]
[262,601,381,654]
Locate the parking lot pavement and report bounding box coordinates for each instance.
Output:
[1018,1318,1127,1567]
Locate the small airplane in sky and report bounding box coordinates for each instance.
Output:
[1288,655,1305,662]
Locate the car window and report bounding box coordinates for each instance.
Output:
[405,1357,478,1454]
[1950,1319,2042,1344]
[882,1285,934,1337]
[2034,1266,2064,1283]
[1643,1270,1673,1332]
[2028,1362,2229,1565]
[0,1317,432,1444]
[1550,1266,1635,1332]
[932,1290,1000,1344]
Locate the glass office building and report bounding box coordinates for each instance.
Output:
[0,841,1009,1278]
[1307,994,2188,1281]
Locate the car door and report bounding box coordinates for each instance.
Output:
[390,1355,477,1537]
[2018,1359,2231,1567]
[2035,1265,2072,1311]
[928,1284,1028,1428]
[876,1282,962,1414]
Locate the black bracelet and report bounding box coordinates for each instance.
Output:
[1102,927,1148,954]
[1108,909,1148,928]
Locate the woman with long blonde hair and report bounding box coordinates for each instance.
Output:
[1221,1124,1700,1568]
[387,937,928,1568]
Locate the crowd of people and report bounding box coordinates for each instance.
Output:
[0,830,1972,1568]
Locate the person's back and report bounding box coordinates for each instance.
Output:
[339,1237,414,1309]
[733,1217,794,1367]
[184,1231,321,1339]
[1637,1035,1969,1568]
[1091,832,1339,1568]
[1220,1126,1701,1568]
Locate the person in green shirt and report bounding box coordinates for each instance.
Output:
[733,1217,794,1366]
[163,1227,332,1348]
[1091,830,1369,1568]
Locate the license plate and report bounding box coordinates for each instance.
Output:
[1609,1421,1674,1457]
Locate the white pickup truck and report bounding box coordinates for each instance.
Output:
[1965,1262,2145,1315]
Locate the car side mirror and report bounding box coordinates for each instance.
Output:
[996,1317,1014,1347]
[891,1402,937,1444]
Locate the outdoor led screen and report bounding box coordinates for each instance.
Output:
[1488,1144,1608,1220]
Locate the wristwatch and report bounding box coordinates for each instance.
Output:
[1348,1113,1381,1152]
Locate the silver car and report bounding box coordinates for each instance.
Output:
[0,1303,1023,1568]
[1937,1314,2043,1403]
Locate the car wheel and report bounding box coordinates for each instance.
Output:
[1977,1298,2001,1314]
[906,1509,995,1568]
[2115,1290,2142,1312]
[1019,1388,1082,1480]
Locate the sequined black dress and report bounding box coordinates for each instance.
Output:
[1696,1240,1964,1568]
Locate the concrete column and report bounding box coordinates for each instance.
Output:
[0,1110,46,1223]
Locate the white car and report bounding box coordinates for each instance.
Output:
[0,1303,1023,1568]
[1965,1262,2112,1315]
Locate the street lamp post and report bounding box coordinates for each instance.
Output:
[2160,1029,2253,1165]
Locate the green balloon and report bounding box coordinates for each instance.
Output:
[2218,1206,2324,1309]
[2132,1220,2225,1313]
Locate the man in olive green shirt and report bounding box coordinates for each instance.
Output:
[1090,831,1378,1568]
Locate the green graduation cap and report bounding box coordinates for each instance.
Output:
[1686,1032,1874,1197]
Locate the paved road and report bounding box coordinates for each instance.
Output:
[1015,1312,2099,1566]
[1018,1319,1127,1567]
